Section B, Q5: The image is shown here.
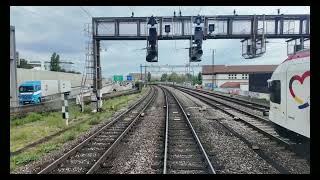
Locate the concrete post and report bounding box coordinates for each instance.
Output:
[10,26,18,107]
[61,92,69,126]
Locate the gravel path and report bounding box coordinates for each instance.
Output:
[96,86,165,174]
[166,86,279,174]
[12,90,149,174]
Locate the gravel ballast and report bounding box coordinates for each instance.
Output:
[166,86,279,174]
[169,86,310,174]
[97,86,166,174]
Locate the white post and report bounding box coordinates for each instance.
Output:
[97,89,102,110]
[62,92,69,126]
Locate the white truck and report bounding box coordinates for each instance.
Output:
[18,80,71,105]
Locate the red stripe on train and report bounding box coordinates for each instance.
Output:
[282,50,310,64]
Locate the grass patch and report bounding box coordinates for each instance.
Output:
[88,118,100,125]
[10,112,44,126]
[13,154,40,166]
[73,123,90,133]
[63,132,76,142]
[10,87,150,172]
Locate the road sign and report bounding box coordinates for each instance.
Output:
[127,75,133,81]
[113,75,123,82]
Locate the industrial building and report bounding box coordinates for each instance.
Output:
[44,61,75,72]
[201,65,278,91]
[28,60,44,70]
[129,73,145,81]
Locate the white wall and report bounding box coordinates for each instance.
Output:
[202,73,249,88]
[240,84,249,91]
[17,68,83,87]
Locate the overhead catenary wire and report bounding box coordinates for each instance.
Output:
[197,6,203,15]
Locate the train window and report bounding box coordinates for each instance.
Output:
[270,80,281,104]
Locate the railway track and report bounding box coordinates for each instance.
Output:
[175,86,270,116]
[160,86,215,174]
[176,86,273,124]
[38,86,156,174]
[174,87,309,161]
[11,90,140,157]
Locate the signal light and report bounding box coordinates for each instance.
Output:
[190,47,203,62]
[146,48,158,62]
[165,25,170,33]
[209,24,215,33]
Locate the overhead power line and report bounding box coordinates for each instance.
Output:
[80,6,94,18]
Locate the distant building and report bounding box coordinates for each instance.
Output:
[28,60,45,70]
[201,65,278,91]
[129,73,145,81]
[44,61,75,72]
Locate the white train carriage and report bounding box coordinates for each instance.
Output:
[268,49,310,139]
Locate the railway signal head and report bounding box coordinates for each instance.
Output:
[194,15,203,25]
[146,21,158,62]
[165,25,170,33]
[209,24,215,33]
[189,46,203,62]
[148,16,157,26]
[146,47,158,62]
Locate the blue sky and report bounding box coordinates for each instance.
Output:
[10,6,309,78]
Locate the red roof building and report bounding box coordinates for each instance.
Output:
[202,65,278,75]
[220,82,241,88]
[201,65,277,90]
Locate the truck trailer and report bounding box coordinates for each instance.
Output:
[18,80,71,105]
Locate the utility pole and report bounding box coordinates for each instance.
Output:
[212,49,215,91]
[144,64,147,86]
[140,64,142,81]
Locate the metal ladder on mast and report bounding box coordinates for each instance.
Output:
[80,23,95,112]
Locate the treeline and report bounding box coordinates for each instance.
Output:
[17,52,81,74]
[160,72,202,85]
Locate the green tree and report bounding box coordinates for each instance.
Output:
[168,72,179,82]
[17,59,33,69]
[50,52,61,71]
[160,73,167,81]
[197,72,202,85]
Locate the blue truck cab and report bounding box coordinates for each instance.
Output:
[19,81,42,105]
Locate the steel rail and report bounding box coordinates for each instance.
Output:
[86,86,157,174]
[38,87,154,174]
[178,88,293,150]
[161,86,216,174]
[170,87,292,174]
[176,87,271,123]
[176,85,269,110]
[162,88,169,174]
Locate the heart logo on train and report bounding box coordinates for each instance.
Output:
[289,71,310,109]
